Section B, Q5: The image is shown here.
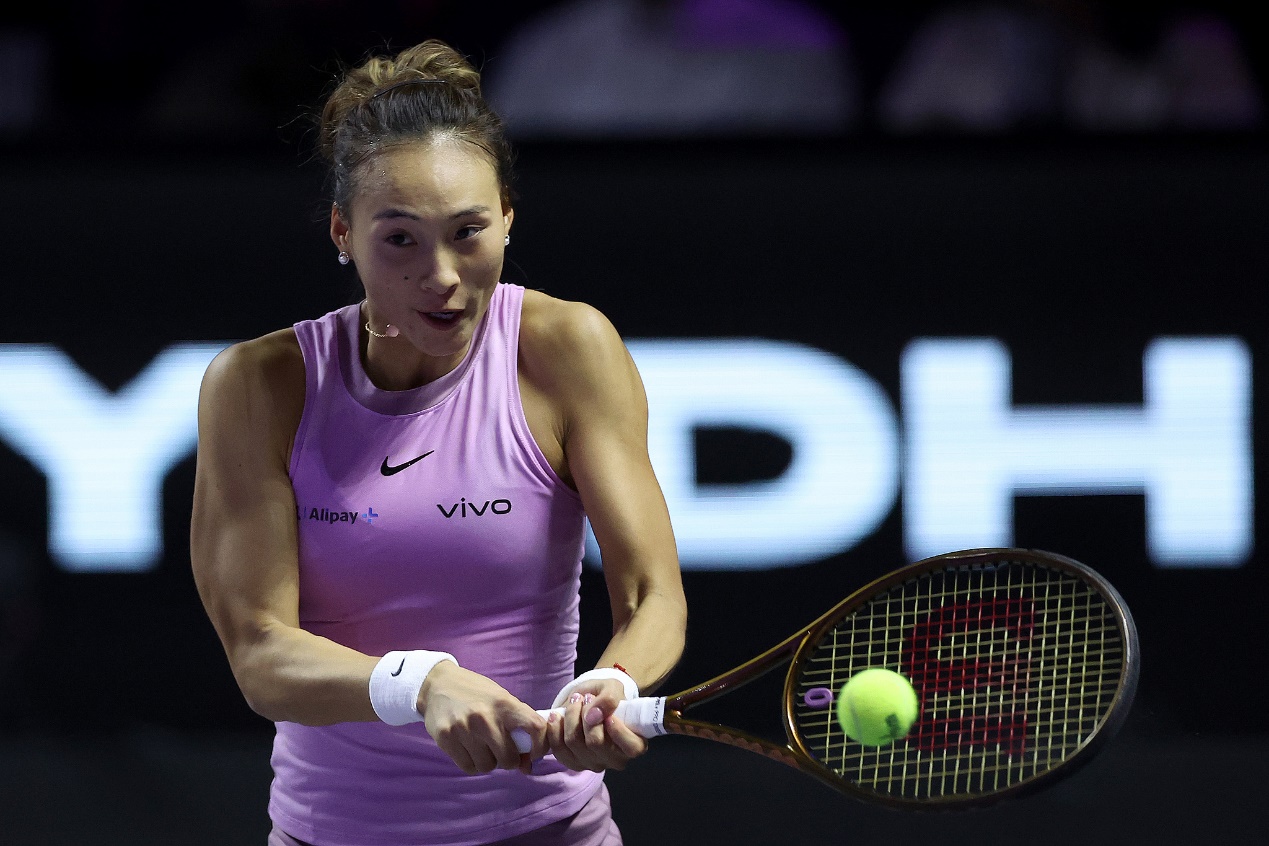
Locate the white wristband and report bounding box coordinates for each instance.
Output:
[551,667,639,708]
[369,650,458,726]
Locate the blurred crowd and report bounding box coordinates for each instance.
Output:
[1,0,1264,147]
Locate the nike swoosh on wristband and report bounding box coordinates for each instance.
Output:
[380,451,435,476]
[390,658,406,677]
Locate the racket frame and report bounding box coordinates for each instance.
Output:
[657,547,1140,809]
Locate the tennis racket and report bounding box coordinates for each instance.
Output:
[524,547,1139,809]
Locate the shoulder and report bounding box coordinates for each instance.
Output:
[199,329,306,446]
[519,286,619,342]
[519,289,632,385]
[202,329,304,399]
[518,288,645,421]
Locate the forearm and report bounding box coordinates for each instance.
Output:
[594,589,687,695]
[229,621,380,725]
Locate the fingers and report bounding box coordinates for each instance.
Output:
[603,712,648,759]
[435,717,542,774]
[547,692,644,772]
[433,731,483,775]
[418,662,557,774]
[432,724,505,774]
[424,669,644,776]
[509,716,550,774]
[426,694,547,775]
[545,694,601,772]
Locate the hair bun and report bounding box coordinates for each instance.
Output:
[318,40,484,164]
[390,40,483,94]
[316,38,515,210]
[359,40,482,103]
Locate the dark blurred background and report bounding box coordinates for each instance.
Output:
[4,1,1268,145]
[1,2,1266,844]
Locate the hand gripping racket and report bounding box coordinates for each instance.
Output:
[521,547,1139,809]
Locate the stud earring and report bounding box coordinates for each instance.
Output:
[504,235,510,246]
[338,250,351,265]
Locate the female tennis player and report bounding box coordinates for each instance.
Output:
[189,38,687,846]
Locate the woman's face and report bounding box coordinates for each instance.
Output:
[332,136,512,382]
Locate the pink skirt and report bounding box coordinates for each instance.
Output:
[267,782,622,846]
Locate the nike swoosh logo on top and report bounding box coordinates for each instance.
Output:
[390,658,406,677]
[380,451,435,476]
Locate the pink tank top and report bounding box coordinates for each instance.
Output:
[271,283,602,845]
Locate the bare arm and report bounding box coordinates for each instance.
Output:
[570,336,686,695]
[520,295,687,769]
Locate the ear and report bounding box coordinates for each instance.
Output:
[502,206,514,236]
[330,203,351,252]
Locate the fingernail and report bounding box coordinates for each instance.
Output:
[569,692,584,705]
[584,706,605,727]
[548,711,559,724]
[583,694,595,705]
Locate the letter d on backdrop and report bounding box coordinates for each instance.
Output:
[587,339,900,570]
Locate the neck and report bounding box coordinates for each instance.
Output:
[360,328,468,390]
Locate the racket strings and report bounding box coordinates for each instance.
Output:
[790,559,1127,801]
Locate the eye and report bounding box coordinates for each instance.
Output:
[385,231,415,247]
[456,225,484,240]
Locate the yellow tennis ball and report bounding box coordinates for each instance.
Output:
[836,668,919,746]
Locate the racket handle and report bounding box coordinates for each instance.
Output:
[511,696,668,754]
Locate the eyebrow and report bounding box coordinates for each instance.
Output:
[372,205,492,221]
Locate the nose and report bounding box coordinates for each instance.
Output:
[416,246,461,294]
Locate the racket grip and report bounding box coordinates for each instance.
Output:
[511,696,669,754]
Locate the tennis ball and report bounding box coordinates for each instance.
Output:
[836,668,919,746]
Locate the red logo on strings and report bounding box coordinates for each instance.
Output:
[903,597,1035,755]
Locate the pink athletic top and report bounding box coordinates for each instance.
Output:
[271,283,603,846]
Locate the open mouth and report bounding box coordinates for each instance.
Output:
[420,310,462,329]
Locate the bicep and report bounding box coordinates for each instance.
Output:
[559,324,680,618]
[190,348,302,662]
